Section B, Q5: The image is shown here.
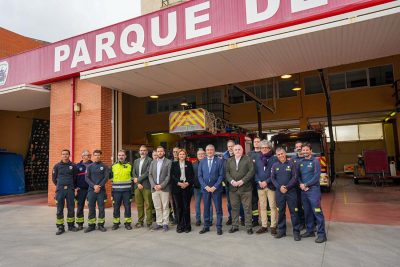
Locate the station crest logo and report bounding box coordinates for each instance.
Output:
[0,61,9,86]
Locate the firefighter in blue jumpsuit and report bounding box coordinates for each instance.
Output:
[270,147,301,241]
[111,150,133,230]
[84,149,109,233]
[75,150,92,230]
[298,143,327,243]
[52,149,78,235]
[291,140,306,230]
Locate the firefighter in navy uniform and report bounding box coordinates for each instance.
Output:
[75,150,92,230]
[84,149,110,233]
[291,141,306,230]
[270,147,301,241]
[298,143,327,243]
[111,150,133,230]
[52,149,78,235]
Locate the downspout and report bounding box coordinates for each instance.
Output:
[70,78,76,162]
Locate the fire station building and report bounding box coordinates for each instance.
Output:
[0,0,399,204]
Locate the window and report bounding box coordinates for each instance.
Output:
[278,79,297,98]
[229,86,245,104]
[335,125,359,141]
[304,76,323,95]
[369,65,394,86]
[346,69,368,88]
[158,99,170,112]
[359,123,383,140]
[329,73,346,91]
[146,101,157,114]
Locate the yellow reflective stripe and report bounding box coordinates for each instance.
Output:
[252,210,259,216]
[267,211,271,215]
[124,218,132,223]
[98,218,105,223]
[66,217,75,223]
[113,218,120,224]
[56,218,64,224]
[88,218,96,224]
[315,208,321,212]
[76,217,84,223]
[294,208,298,212]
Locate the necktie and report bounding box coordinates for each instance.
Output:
[208,159,212,173]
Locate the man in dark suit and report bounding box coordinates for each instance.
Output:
[198,144,224,235]
[133,145,153,228]
[225,144,255,234]
[149,146,172,232]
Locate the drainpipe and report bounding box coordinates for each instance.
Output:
[70,78,76,162]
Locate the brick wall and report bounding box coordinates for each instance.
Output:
[48,79,113,207]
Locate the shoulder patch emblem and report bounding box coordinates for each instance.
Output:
[100,167,104,171]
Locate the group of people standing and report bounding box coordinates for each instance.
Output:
[52,138,327,243]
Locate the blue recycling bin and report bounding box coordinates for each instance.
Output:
[0,152,25,195]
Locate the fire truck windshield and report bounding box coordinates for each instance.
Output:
[272,138,323,155]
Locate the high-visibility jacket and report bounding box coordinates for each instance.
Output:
[111,161,133,191]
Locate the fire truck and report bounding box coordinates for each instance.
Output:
[270,129,332,192]
[169,108,251,160]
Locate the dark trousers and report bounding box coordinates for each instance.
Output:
[76,188,88,225]
[55,186,75,228]
[172,187,192,231]
[203,190,223,230]
[296,186,305,225]
[276,189,300,235]
[87,189,106,227]
[252,184,259,222]
[230,189,252,229]
[302,186,326,237]
[112,190,132,225]
[225,185,244,220]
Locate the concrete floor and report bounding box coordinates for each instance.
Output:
[0,178,399,267]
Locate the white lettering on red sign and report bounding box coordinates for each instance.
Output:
[151,11,178,46]
[53,0,333,73]
[185,1,212,40]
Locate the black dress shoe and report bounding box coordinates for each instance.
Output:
[84,226,95,233]
[199,228,210,234]
[56,227,65,235]
[247,229,253,235]
[217,229,223,235]
[125,224,132,230]
[315,236,327,243]
[226,218,232,225]
[195,221,201,226]
[176,228,183,233]
[228,227,239,233]
[185,228,191,233]
[294,234,301,241]
[301,232,315,238]
[274,232,286,239]
[98,225,107,232]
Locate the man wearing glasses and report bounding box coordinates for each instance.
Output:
[254,140,278,235]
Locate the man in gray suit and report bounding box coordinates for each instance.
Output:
[133,145,153,228]
[149,146,172,232]
[225,144,255,234]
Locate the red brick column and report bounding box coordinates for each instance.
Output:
[48,79,113,207]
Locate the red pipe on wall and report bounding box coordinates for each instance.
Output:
[70,77,75,162]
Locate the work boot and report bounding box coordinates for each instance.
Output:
[77,224,84,231]
[226,218,232,225]
[274,232,286,239]
[84,225,95,233]
[68,225,78,232]
[112,224,119,230]
[247,228,254,235]
[301,232,315,238]
[294,234,301,241]
[315,236,327,243]
[228,227,239,233]
[98,225,107,232]
[135,222,144,228]
[56,227,65,235]
[125,224,132,230]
